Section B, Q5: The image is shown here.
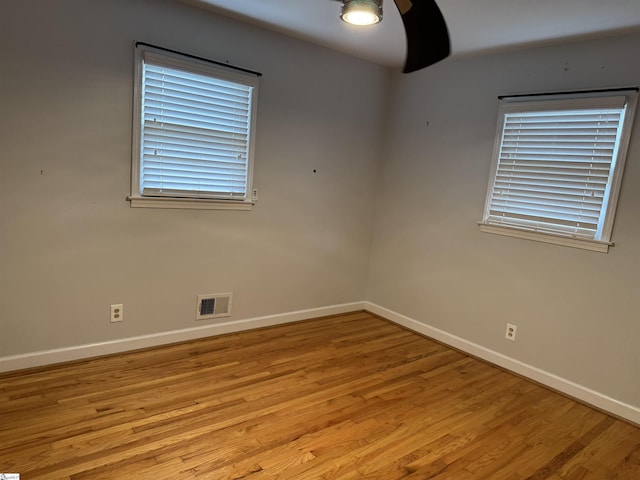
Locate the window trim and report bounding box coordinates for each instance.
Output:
[129,44,259,210]
[480,89,638,252]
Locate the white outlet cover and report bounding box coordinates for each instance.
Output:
[505,323,517,341]
[110,304,124,323]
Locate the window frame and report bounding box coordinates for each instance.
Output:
[480,89,638,253]
[129,44,259,210]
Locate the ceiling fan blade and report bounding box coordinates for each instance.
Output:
[393,0,450,73]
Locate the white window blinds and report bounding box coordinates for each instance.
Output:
[481,91,637,251]
[136,49,258,201]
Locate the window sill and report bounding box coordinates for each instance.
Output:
[478,223,612,253]
[127,195,254,211]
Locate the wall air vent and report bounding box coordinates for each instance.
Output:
[196,293,232,320]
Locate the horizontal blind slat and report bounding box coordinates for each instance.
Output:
[144,83,250,106]
[486,214,597,239]
[145,67,252,93]
[143,127,247,146]
[144,139,247,156]
[143,115,248,135]
[492,203,603,219]
[144,98,249,120]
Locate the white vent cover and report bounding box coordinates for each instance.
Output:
[196,293,232,320]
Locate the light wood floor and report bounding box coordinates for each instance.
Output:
[1,312,639,479]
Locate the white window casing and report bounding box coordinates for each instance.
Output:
[480,90,638,252]
[130,44,259,210]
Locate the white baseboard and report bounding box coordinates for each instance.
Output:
[364,302,640,426]
[3,299,638,426]
[0,302,366,373]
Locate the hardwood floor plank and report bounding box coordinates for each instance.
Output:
[1,312,639,479]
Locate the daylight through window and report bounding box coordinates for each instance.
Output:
[480,90,637,252]
[130,45,259,210]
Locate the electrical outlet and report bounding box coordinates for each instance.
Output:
[505,323,517,341]
[110,304,124,323]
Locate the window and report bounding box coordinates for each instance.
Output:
[480,90,637,252]
[130,44,259,210]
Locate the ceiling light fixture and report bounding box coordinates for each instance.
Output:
[340,0,383,26]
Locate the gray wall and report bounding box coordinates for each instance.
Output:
[367,33,640,408]
[0,0,387,355]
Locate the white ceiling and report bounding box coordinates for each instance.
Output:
[184,0,640,69]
